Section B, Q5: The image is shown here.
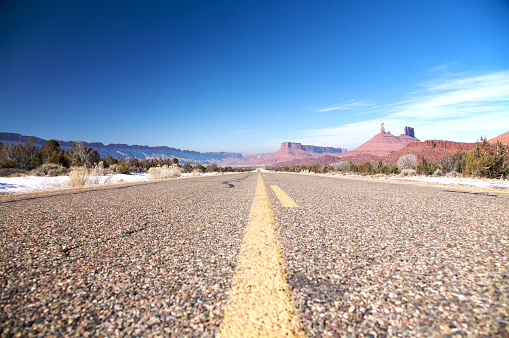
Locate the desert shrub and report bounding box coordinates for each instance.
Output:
[87,162,106,185]
[105,164,118,175]
[192,169,201,176]
[195,164,206,172]
[68,167,89,187]
[374,160,399,174]
[438,152,465,173]
[32,163,67,177]
[357,162,374,174]
[415,157,436,176]
[432,169,443,177]
[461,138,508,179]
[182,163,193,173]
[0,168,27,177]
[102,156,118,168]
[332,161,350,172]
[399,169,417,177]
[206,163,218,173]
[148,164,182,179]
[90,162,105,176]
[446,171,462,178]
[117,162,130,174]
[397,154,418,171]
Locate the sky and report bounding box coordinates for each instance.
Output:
[1,0,509,153]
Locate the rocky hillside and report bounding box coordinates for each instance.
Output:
[489,131,509,145]
[382,140,475,164]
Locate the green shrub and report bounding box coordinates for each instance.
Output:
[438,152,465,173]
[416,157,436,176]
[374,160,399,174]
[357,162,374,174]
[117,162,130,174]
[461,138,508,178]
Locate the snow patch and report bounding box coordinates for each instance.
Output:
[0,173,148,195]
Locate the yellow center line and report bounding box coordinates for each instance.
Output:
[220,173,302,337]
[271,185,299,208]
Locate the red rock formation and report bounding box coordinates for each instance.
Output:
[404,140,474,152]
[383,140,475,164]
[261,142,345,165]
[344,124,419,157]
[489,131,509,145]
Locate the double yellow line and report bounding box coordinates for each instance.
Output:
[220,173,301,337]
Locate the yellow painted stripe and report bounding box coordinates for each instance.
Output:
[220,173,302,337]
[271,185,299,208]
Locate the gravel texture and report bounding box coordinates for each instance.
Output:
[265,172,509,337]
[1,173,256,337]
[2,171,509,337]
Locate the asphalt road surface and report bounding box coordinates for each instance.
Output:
[1,171,508,337]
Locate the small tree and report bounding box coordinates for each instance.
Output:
[68,141,88,167]
[415,157,436,176]
[462,138,508,178]
[438,151,465,174]
[397,154,418,171]
[117,161,130,174]
[206,162,218,173]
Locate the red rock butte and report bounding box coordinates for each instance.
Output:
[345,123,420,157]
[262,142,346,164]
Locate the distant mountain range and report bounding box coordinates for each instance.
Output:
[3,126,507,167]
[0,132,243,165]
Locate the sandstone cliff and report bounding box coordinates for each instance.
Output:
[344,124,419,157]
[261,142,346,165]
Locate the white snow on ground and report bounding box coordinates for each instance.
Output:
[0,173,148,195]
[180,172,218,177]
[353,174,509,189]
[1,172,508,195]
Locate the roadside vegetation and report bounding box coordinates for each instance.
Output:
[273,138,509,180]
[0,139,250,183]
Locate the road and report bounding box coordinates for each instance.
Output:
[1,171,508,336]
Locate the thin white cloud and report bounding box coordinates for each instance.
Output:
[317,100,373,112]
[294,70,509,149]
[388,70,509,120]
[426,61,459,73]
[233,128,260,135]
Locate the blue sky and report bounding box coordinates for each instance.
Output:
[1,0,509,153]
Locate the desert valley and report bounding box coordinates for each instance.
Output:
[2,123,508,169]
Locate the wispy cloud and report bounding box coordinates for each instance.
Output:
[233,128,260,135]
[288,70,509,148]
[317,99,373,112]
[388,70,509,120]
[426,61,459,73]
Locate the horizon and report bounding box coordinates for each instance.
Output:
[1,1,509,153]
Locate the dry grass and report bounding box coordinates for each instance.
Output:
[148,165,182,180]
[68,167,89,187]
